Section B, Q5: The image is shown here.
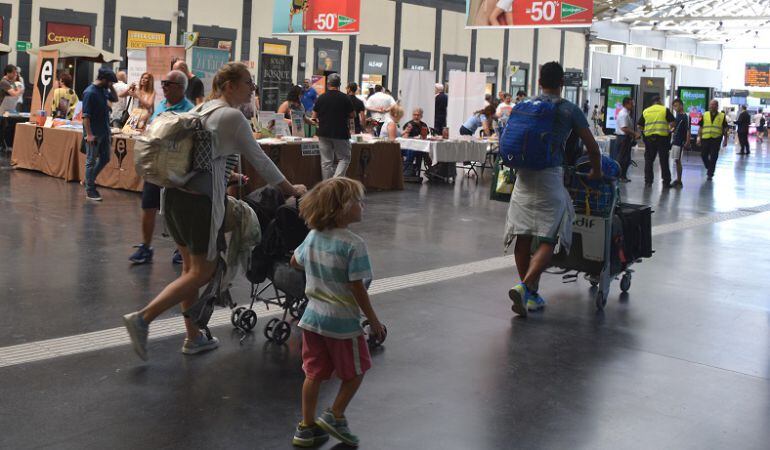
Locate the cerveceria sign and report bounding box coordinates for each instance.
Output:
[46,23,91,45]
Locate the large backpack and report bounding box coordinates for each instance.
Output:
[133,103,224,187]
[499,98,562,170]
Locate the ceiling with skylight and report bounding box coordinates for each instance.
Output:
[593,0,770,47]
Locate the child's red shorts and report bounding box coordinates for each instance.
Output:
[302,330,372,381]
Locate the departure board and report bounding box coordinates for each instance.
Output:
[745,63,770,87]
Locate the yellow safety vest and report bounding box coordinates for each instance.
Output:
[642,104,670,137]
[701,112,725,140]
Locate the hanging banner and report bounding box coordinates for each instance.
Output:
[145,45,186,106]
[466,0,592,28]
[30,50,59,124]
[191,47,231,95]
[127,49,147,86]
[272,0,360,35]
[126,30,166,50]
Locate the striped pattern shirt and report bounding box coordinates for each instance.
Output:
[295,229,373,339]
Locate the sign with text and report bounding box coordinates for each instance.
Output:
[145,46,186,107]
[745,63,770,87]
[273,0,360,35]
[126,30,166,50]
[301,141,321,156]
[259,53,293,112]
[31,50,59,123]
[678,87,709,135]
[191,47,231,95]
[466,0,592,28]
[604,84,634,131]
[45,22,91,45]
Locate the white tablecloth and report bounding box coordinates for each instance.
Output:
[397,138,490,163]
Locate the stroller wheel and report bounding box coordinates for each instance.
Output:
[272,321,292,345]
[231,307,246,327]
[238,309,258,331]
[620,273,632,293]
[362,320,387,349]
[264,317,280,340]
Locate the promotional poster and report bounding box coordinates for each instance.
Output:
[678,87,709,135]
[272,0,360,35]
[466,0,592,28]
[191,47,231,94]
[605,84,634,131]
[31,50,59,123]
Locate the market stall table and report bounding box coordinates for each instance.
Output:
[397,137,494,182]
[10,123,143,192]
[243,139,403,191]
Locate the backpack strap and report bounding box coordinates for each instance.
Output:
[192,101,228,117]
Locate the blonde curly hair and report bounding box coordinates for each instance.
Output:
[299,177,365,231]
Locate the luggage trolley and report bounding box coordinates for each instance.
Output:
[551,165,652,310]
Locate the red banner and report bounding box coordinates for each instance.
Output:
[46,22,91,45]
[513,0,592,27]
[467,0,592,28]
[273,0,360,35]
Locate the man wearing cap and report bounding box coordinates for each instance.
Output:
[434,83,448,133]
[82,67,119,201]
[637,96,676,187]
[311,73,354,179]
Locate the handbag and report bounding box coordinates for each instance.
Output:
[118,96,133,128]
[489,157,515,202]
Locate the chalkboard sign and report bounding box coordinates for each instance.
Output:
[260,53,294,113]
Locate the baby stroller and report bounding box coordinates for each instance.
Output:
[229,186,310,344]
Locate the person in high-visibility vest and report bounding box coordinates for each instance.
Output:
[697,99,729,180]
[637,96,676,187]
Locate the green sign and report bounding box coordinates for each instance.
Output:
[561,3,587,19]
[338,15,356,28]
[605,84,634,131]
[16,41,31,52]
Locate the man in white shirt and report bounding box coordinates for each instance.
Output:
[365,85,396,130]
[496,93,513,120]
[753,108,765,144]
[614,96,639,182]
[110,71,130,128]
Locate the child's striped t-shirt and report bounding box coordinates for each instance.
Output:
[295,228,373,339]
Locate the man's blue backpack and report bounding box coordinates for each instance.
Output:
[499,98,562,170]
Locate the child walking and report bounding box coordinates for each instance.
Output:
[290,177,385,448]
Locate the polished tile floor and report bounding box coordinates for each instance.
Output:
[1,140,769,449]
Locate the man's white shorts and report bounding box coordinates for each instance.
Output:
[671,145,683,161]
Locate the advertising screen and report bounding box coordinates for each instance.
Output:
[466,0,592,28]
[745,62,770,87]
[273,0,360,35]
[604,84,634,131]
[678,87,709,135]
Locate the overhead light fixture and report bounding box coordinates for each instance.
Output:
[652,21,659,31]
[717,21,723,31]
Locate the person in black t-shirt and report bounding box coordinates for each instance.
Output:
[172,61,205,105]
[311,73,354,179]
[434,83,448,132]
[401,107,430,177]
[346,82,366,134]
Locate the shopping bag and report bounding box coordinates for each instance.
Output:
[489,158,515,202]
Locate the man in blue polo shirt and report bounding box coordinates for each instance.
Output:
[130,70,194,265]
[301,78,318,113]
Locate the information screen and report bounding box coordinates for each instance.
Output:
[745,63,770,87]
[605,84,634,131]
[678,87,709,135]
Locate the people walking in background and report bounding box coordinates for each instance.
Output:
[698,99,728,181]
[736,105,751,155]
[638,96,676,188]
[290,177,385,448]
[301,78,318,114]
[82,68,119,201]
[311,73,354,179]
[615,96,639,183]
[347,83,366,134]
[110,71,130,128]
[670,98,690,188]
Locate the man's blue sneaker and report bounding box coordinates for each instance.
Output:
[527,292,546,312]
[317,409,359,447]
[129,244,154,264]
[292,422,329,447]
[172,249,183,265]
[509,282,529,317]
